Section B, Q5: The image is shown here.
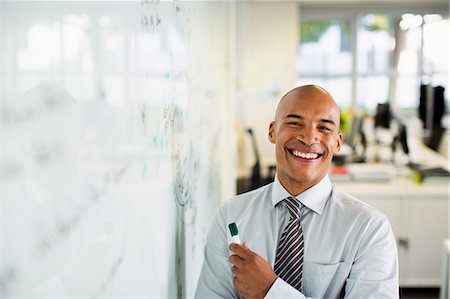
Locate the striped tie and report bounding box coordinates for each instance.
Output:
[274,196,304,291]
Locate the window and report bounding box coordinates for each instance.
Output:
[396,14,449,111]
[296,18,352,107]
[297,10,449,114]
[356,15,394,111]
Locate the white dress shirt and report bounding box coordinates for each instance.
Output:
[195,175,399,299]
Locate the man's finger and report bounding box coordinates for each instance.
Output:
[229,243,251,257]
[233,275,240,290]
[229,254,244,268]
[231,265,240,277]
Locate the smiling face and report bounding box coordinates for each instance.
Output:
[268,86,343,195]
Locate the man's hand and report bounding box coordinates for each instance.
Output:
[229,243,278,299]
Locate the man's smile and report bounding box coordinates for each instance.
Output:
[287,148,323,160]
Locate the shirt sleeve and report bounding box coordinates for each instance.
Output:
[344,214,399,299]
[264,278,307,299]
[195,207,240,299]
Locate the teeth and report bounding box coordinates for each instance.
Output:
[292,150,318,159]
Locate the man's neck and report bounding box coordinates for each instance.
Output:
[277,175,325,196]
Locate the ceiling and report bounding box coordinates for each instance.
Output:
[296,0,449,15]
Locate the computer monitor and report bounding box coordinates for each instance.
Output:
[418,84,446,151]
[374,103,392,129]
[419,84,445,130]
[345,116,366,162]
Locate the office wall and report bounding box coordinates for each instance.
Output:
[1,1,233,298]
[235,2,299,174]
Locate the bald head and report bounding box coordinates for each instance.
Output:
[281,85,331,102]
[274,85,340,129]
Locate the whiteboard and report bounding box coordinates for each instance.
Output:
[1,1,233,298]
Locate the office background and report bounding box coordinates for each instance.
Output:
[1,0,448,298]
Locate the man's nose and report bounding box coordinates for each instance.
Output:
[299,127,319,146]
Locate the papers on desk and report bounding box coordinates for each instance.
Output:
[330,162,449,184]
[330,163,396,182]
[330,136,449,184]
[348,163,396,181]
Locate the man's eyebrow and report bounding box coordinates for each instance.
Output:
[321,119,337,126]
[285,114,304,119]
[285,114,337,126]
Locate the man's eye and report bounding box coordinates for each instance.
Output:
[319,126,332,131]
[287,122,303,126]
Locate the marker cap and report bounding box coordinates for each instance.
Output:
[228,223,239,236]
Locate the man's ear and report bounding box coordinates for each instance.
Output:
[268,121,276,144]
[334,132,343,153]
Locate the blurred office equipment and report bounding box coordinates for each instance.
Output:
[391,121,410,164]
[397,122,410,156]
[407,162,450,183]
[391,119,449,181]
[372,103,396,163]
[371,104,420,166]
[237,128,276,194]
[345,115,367,163]
[247,128,262,191]
[419,84,447,151]
[374,103,393,129]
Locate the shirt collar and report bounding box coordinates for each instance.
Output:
[271,174,332,215]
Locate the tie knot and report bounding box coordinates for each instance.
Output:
[284,196,301,219]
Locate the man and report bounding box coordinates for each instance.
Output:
[195,85,398,298]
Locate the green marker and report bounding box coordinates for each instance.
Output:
[228,222,241,244]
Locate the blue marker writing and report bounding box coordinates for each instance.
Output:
[228,222,241,244]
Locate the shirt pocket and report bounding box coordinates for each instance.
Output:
[303,261,351,299]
